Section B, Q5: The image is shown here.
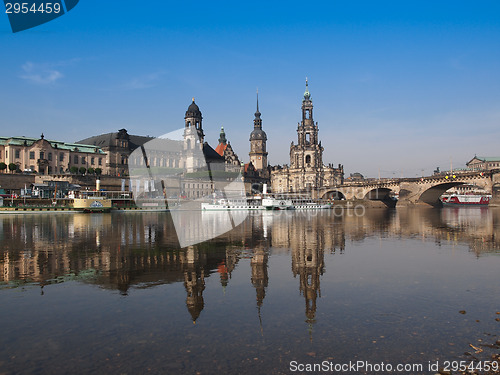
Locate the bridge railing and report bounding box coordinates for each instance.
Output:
[339,171,492,187]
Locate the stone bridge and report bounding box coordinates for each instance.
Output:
[317,170,500,207]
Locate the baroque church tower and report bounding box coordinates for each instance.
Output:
[270,79,344,194]
[184,98,204,146]
[183,98,204,173]
[249,90,268,172]
[290,78,323,171]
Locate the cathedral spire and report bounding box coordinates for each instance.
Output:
[255,88,261,120]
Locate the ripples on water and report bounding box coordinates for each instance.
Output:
[0,208,499,374]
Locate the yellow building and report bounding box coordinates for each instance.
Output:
[0,134,106,175]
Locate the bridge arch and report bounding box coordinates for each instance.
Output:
[321,190,346,200]
[418,182,465,206]
[363,188,394,200]
[363,188,398,207]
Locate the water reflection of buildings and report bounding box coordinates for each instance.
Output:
[251,247,268,313]
[1,208,500,326]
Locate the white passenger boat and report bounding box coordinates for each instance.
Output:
[291,197,332,210]
[262,197,294,210]
[201,195,294,211]
[201,197,264,210]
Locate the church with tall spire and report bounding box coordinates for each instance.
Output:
[241,90,271,191]
[249,90,268,172]
[270,79,344,194]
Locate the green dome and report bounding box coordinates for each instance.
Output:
[303,78,311,100]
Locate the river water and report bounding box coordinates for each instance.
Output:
[0,208,499,374]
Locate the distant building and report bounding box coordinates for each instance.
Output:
[0,134,105,175]
[123,99,242,200]
[467,156,500,171]
[270,80,344,193]
[214,127,241,172]
[77,129,153,177]
[346,172,364,182]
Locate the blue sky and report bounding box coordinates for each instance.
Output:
[1,1,500,177]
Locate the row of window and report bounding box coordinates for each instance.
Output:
[2,149,103,166]
[471,163,500,169]
[132,157,180,168]
[183,183,212,189]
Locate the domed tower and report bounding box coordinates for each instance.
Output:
[183,98,204,172]
[249,90,268,171]
[184,98,204,145]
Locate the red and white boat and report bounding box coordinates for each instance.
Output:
[441,194,490,206]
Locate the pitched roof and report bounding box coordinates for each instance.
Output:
[76,131,154,150]
[475,156,500,162]
[467,156,500,165]
[214,143,228,156]
[244,162,256,173]
[203,143,225,162]
[0,136,105,154]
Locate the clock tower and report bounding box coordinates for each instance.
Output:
[249,90,268,172]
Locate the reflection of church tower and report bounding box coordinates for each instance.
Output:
[251,247,269,308]
[290,79,324,172]
[291,226,325,340]
[183,246,206,323]
[184,98,204,173]
[184,266,205,323]
[249,90,268,173]
[251,246,269,336]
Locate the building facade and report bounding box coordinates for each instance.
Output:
[77,129,153,177]
[467,156,500,171]
[0,134,106,175]
[214,127,241,172]
[124,99,245,200]
[270,80,344,193]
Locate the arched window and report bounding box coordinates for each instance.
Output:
[306,155,311,164]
